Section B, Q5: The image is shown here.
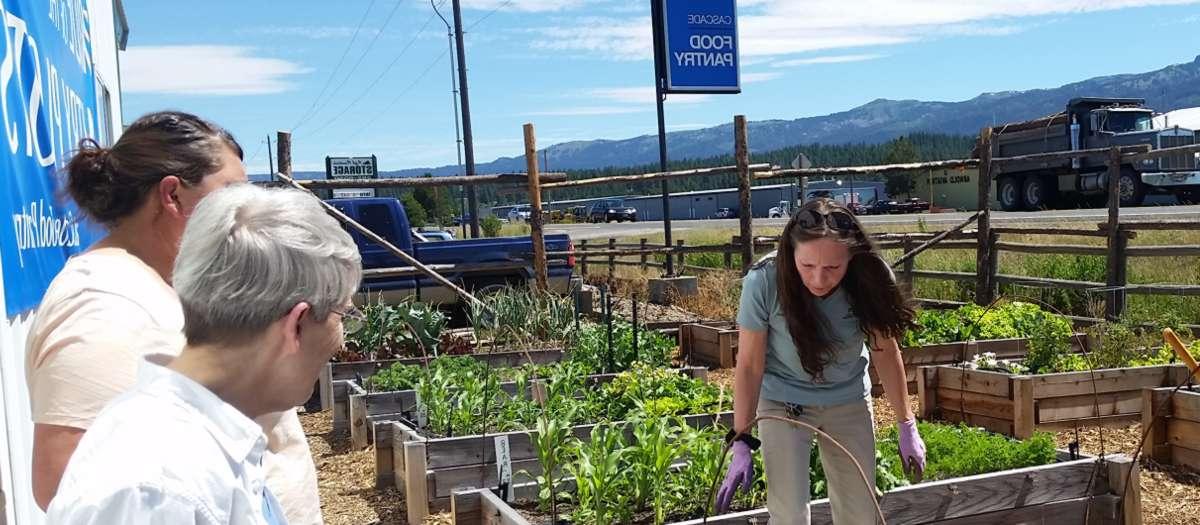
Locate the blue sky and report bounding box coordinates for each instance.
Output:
[119,0,1200,175]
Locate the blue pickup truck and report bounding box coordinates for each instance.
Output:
[329,197,577,304]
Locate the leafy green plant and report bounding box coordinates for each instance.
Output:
[877,422,1056,481]
[481,215,503,237]
[343,297,447,360]
[902,301,1073,355]
[571,321,674,372]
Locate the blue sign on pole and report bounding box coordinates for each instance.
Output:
[661,0,740,94]
[0,0,103,318]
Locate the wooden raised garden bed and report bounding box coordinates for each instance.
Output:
[449,453,1143,525]
[348,366,708,450]
[390,411,733,524]
[680,321,1089,396]
[321,348,566,431]
[919,363,1191,439]
[1142,386,1200,472]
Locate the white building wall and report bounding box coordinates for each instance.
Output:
[0,1,125,523]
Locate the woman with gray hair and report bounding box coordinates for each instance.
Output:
[46,184,363,524]
[27,111,323,523]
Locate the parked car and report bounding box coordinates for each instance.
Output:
[898,197,931,213]
[329,197,576,305]
[864,200,902,214]
[714,207,737,219]
[847,202,869,215]
[588,199,638,223]
[507,206,532,223]
[451,214,474,226]
[768,200,793,218]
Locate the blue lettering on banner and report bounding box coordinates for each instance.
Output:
[662,0,739,93]
[0,0,103,318]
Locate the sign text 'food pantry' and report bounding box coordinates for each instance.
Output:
[661,0,740,93]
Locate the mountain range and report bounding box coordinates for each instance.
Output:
[295,55,1200,180]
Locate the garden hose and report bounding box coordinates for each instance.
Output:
[703,415,886,525]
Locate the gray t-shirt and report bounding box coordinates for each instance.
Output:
[736,258,871,406]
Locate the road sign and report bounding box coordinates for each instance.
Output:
[326,155,379,198]
[660,0,740,94]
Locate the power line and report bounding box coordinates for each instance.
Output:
[294,0,406,133]
[246,138,266,164]
[290,0,379,131]
[334,47,451,150]
[307,2,446,138]
[467,0,514,30]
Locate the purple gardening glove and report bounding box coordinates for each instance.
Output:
[715,441,753,514]
[897,418,927,482]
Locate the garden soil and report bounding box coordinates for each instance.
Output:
[304,392,1200,525]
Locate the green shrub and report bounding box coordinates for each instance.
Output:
[482,215,503,237]
[877,422,1057,482]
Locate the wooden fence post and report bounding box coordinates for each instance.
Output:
[987,230,1000,300]
[975,127,993,305]
[735,115,754,274]
[724,236,734,269]
[677,239,686,271]
[640,238,648,271]
[901,235,915,291]
[579,239,588,276]
[608,238,616,283]
[1105,146,1124,321]
[523,123,548,291]
[276,130,292,178]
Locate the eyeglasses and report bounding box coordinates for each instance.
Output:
[793,208,859,234]
[333,305,367,335]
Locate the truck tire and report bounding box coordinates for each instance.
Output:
[1021,176,1054,210]
[998,176,1023,211]
[1118,167,1145,207]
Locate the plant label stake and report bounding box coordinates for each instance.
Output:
[632,293,639,363]
[532,379,548,406]
[414,391,428,428]
[604,285,614,373]
[494,435,513,502]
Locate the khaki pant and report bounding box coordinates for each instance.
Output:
[757,396,879,525]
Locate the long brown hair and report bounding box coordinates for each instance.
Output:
[66,111,243,226]
[775,198,915,378]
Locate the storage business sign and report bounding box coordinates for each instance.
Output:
[1,0,103,318]
[326,155,378,198]
[661,0,740,93]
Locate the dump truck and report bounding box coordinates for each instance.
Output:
[989,97,1200,210]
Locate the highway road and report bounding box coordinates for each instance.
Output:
[544,205,1200,240]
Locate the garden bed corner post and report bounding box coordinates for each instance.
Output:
[1012,376,1035,439]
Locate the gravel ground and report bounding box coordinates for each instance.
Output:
[305,386,1200,525]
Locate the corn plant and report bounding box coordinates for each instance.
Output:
[628,417,680,525]
[520,414,572,515]
[567,424,633,524]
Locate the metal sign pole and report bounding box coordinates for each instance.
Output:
[651,0,675,276]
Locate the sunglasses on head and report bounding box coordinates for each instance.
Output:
[792,208,859,234]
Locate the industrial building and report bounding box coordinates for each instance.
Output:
[492,180,887,220]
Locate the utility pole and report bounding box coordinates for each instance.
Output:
[266,135,274,180]
[433,0,467,239]
[650,0,674,276]
[451,0,480,238]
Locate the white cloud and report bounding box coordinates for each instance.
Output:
[742,71,783,84]
[532,0,1200,61]
[246,26,382,39]
[526,106,647,116]
[122,46,309,95]
[772,54,886,68]
[588,86,711,105]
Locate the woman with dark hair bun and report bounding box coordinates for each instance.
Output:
[25,111,324,524]
[715,198,926,524]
